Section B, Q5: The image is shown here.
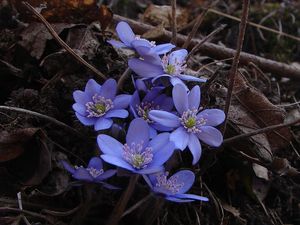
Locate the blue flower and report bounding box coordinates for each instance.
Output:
[62,157,117,185]
[128,49,206,89]
[97,118,175,175]
[144,170,209,203]
[107,21,175,55]
[72,79,131,131]
[130,86,174,137]
[149,84,225,164]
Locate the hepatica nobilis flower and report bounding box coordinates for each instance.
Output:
[62,157,116,184]
[128,49,206,88]
[73,79,131,131]
[108,21,175,55]
[130,86,174,137]
[144,170,209,203]
[97,118,175,174]
[149,84,225,164]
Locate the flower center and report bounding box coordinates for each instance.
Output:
[137,101,159,123]
[86,167,104,178]
[122,142,153,169]
[155,172,184,194]
[162,55,187,75]
[135,35,156,47]
[86,94,114,117]
[180,109,207,133]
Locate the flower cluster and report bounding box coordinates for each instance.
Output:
[64,21,225,203]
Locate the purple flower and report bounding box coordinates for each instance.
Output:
[62,157,116,184]
[144,170,209,203]
[130,86,174,137]
[128,49,206,88]
[149,84,225,164]
[108,21,175,55]
[97,118,175,175]
[72,79,131,131]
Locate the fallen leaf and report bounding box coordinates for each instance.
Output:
[252,163,269,181]
[143,4,188,29]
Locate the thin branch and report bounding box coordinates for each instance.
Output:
[223,118,300,144]
[117,67,132,91]
[208,8,300,42]
[222,0,250,133]
[187,24,227,61]
[0,106,83,138]
[106,175,139,225]
[170,0,177,44]
[0,207,55,224]
[182,10,207,49]
[22,1,106,80]
[113,14,300,79]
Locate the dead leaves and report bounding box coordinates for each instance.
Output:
[11,0,113,28]
[0,128,51,188]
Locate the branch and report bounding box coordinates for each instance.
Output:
[223,0,250,133]
[113,14,300,79]
[23,1,106,81]
[170,0,177,44]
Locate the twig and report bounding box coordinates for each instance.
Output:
[0,105,83,138]
[182,10,207,49]
[223,118,300,144]
[170,0,177,44]
[207,8,300,42]
[187,24,227,61]
[106,175,139,225]
[222,0,250,133]
[0,207,55,224]
[113,15,300,79]
[117,67,132,91]
[22,2,106,80]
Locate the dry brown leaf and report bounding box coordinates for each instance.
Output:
[231,72,292,151]
[11,0,113,26]
[143,4,188,29]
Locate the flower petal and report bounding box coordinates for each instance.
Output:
[73,168,93,182]
[143,87,163,102]
[113,94,132,109]
[100,79,117,100]
[72,103,86,116]
[152,43,175,55]
[170,170,195,194]
[155,95,173,112]
[116,21,135,46]
[87,157,103,170]
[101,154,133,171]
[75,112,97,126]
[174,193,209,201]
[170,127,189,150]
[149,132,170,153]
[165,196,195,202]
[180,74,207,82]
[197,109,225,126]
[107,39,127,48]
[197,126,223,147]
[188,134,202,165]
[172,84,188,114]
[126,118,149,147]
[169,49,187,65]
[149,110,180,128]
[105,109,128,118]
[137,165,164,175]
[151,142,175,166]
[97,134,123,157]
[96,169,117,181]
[73,90,90,104]
[130,91,140,117]
[61,160,75,174]
[84,79,101,98]
[94,118,113,131]
[188,85,200,110]
[170,77,189,91]
[128,58,164,78]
